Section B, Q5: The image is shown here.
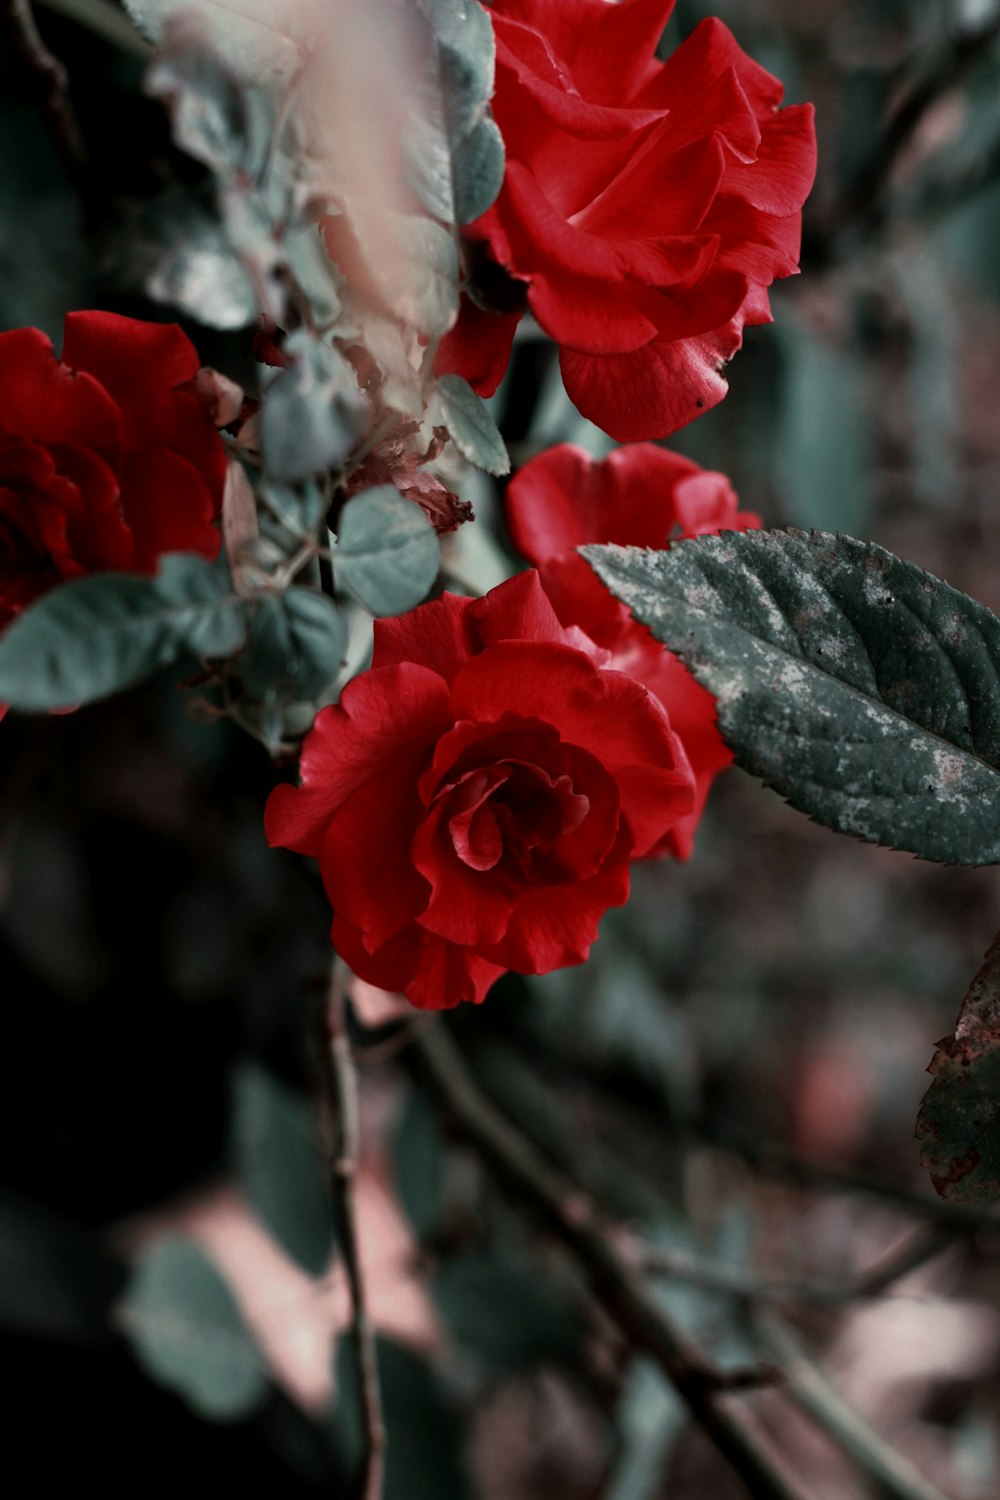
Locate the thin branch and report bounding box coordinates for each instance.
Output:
[754,1311,951,1500]
[692,1123,1000,1230]
[812,13,1000,264]
[639,1223,956,1307]
[411,1022,819,1500]
[318,964,386,1500]
[474,1038,1000,1230]
[2,0,88,180]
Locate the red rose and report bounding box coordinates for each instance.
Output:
[436,0,817,440]
[506,442,759,857]
[265,570,695,1008]
[0,312,226,628]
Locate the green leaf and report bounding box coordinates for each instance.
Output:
[284,223,343,328]
[432,1255,583,1375]
[917,931,1000,1202]
[452,116,505,226]
[261,481,328,542]
[424,0,496,140]
[392,1086,447,1242]
[0,554,246,711]
[125,1,301,84]
[232,1063,334,1276]
[239,590,345,703]
[130,188,258,330]
[434,374,510,476]
[333,1337,469,1500]
[260,332,368,483]
[401,109,455,226]
[147,26,273,178]
[124,1238,266,1421]
[407,0,504,227]
[335,486,439,616]
[584,529,1000,866]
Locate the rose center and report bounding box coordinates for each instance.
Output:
[447,762,590,874]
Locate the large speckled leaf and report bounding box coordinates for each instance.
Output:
[917,932,1000,1202]
[584,530,1000,865]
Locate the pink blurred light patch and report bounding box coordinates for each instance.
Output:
[118,1156,439,1414]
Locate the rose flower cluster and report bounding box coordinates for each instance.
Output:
[1,0,815,1010]
[438,0,816,440]
[265,569,696,1008]
[0,313,224,628]
[266,444,760,1008]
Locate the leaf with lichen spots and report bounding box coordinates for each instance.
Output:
[917,932,1000,1202]
[584,529,1000,866]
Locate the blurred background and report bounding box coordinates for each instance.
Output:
[4,0,1000,1495]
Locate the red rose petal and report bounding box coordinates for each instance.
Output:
[559,299,762,442]
[721,105,818,217]
[319,773,432,950]
[118,450,221,571]
[448,639,694,852]
[506,443,700,561]
[62,312,225,508]
[0,326,122,462]
[432,296,520,398]
[495,0,676,107]
[372,591,476,682]
[484,817,633,973]
[264,663,452,858]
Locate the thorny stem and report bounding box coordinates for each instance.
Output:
[410,1021,818,1500]
[318,963,386,1500]
[639,1223,956,1307]
[755,1311,950,1500]
[3,0,88,181]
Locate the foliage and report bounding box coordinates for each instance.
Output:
[5,0,1000,1496]
[586,529,1000,866]
[124,1238,267,1420]
[917,930,1000,1202]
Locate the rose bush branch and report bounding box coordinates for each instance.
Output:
[318,964,386,1500]
[638,1223,954,1307]
[2,0,88,178]
[810,9,1000,264]
[754,1312,950,1500]
[410,1020,816,1500]
[686,1121,1000,1230]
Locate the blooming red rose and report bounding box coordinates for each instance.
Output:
[506,442,759,857]
[265,570,695,1008]
[436,0,817,440]
[0,312,226,629]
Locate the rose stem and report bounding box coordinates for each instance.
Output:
[317,962,386,1500]
[754,1311,949,1500]
[410,1020,816,1500]
[638,1222,954,1306]
[2,0,88,181]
